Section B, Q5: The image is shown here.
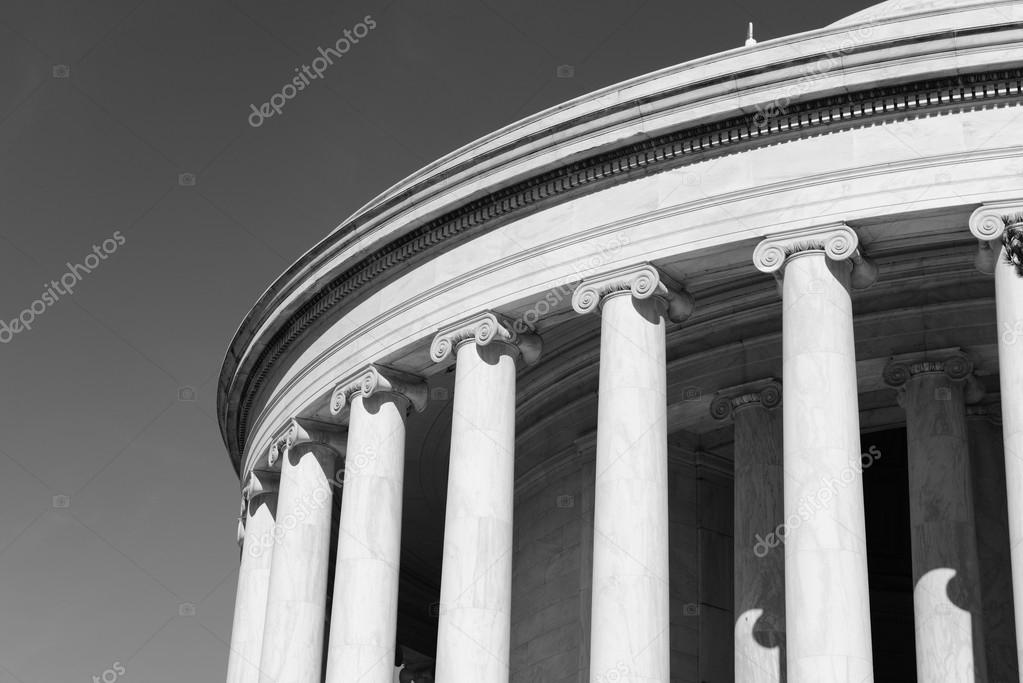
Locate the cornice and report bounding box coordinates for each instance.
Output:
[221,66,1023,466]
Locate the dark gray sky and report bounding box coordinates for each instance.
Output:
[0,0,874,679]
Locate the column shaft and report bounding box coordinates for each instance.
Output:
[258,446,337,683]
[226,487,277,683]
[899,371,986,681]
[325,391,409,683]
[781,252,873,681]
[996,254,1023,671]
[434,341,517,683]
[590,293,671,683]
[732,401,785,683]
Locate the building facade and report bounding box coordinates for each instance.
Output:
[218,1,1023,681]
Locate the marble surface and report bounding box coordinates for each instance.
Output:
[731,399,785,683]
[258,448,337,683]
[589,293,671,683]
[434,341,518,683]
[995,250,1023,673]
[780,250,873,682]
[324,392,409,683]
[226,497,276,683]
[898,371,986,682]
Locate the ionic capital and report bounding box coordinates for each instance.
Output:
[969,201,1023,274]
[883,349,985,403]
[330,364,428,416]
[267,417,347,468]
[710,378,782,421]
[242,469,279,502]
[430,311,542,365]
[753,223,877,289]
[571,262,695,323]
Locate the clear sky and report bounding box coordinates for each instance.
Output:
[0,0,875,679]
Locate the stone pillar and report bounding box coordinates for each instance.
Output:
[967,403,1019,682]
[970,202,1023,671]
[226,470,279,683]
[572,263,694,683]
[324,365,428,683]
[884,352,987,682]
[430,312,541,683]
[258,419,344,683]
[753,224,877,683]
[711,380,785,683]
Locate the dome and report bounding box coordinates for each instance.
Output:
[831,0,1010,26]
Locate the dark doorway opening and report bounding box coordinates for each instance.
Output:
[862,427,916,682]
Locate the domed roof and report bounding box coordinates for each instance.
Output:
[831,0,1006,26]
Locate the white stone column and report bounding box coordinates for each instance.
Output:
[753,224,877,683]
[711,380,785,683]
[970,202,1023,672]
[884,352,987,682]
[572,263,694,683]
[324,365,427,683]
[226,470,279,683]
[430,312,541,683]
[258,419,344,683]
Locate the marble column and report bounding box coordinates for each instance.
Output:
[430,311,541,683]
[258,419,344,683]
[324,365,427,683]
[884,352,987,682]
[753,224,877,683]
[226,470,279,683]
[572,263,694,683]
[970,202,1023,671]
[711,380,785,683]
[967,403,1019,682]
